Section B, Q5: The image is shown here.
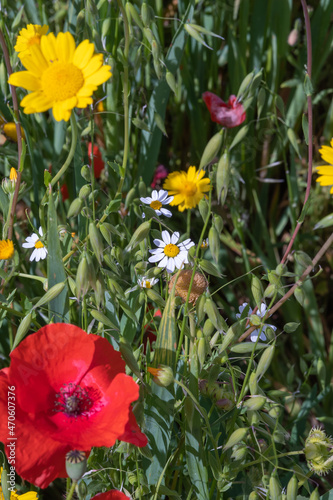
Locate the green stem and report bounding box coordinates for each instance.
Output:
[51,113,78,187]
[116,0,130,197]
[65,480,77,500]
[3,193,14,240]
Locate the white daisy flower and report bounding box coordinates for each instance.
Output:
[22,226,48,262]
[140,189,174,218]
[149,230,195,273]
[138,277,159,289]
[236,302,276,342]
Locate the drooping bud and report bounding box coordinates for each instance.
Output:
[199,131,223,169]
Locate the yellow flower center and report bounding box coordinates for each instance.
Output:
[164,243,180,258]
[145,281,152,288]
[42,62,84,101]
[35,240,44,249]
[183,181,197,196]
[150,200,162,210]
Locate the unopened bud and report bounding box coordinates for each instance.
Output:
[147,365,174,387]
[89,222,104,264]
[199,132,223,169]
[67,198,83,218]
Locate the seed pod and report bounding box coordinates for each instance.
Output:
[309,489,320,500]
[286,475,298,500]
[213,214,223,233]
[89,222,104,264]
[251,275,263,309]
[268,403,281,419]
[143,27,154,45]
[94,276,105,308]
[249,372,258,395]
[199,132,223,169]
[81,164,91,181]
[242,396,266,411]
[67,198,83,218]
[11,312,32,350]
[125,187,137,209]
[203,318,215,337]
[141,2,152,26]
[208,226,220,264]
[269,474,282,500]
[138,179,146,197]
[294,286,305,306]
[65,450,87,481]
[126,221,151,250]
[196,294,206,324]
[79,184,91,200]
[119,338,141,378]
[223,427,249,451]
[34,282,66,310]
[204,299,224,331]
[166,71,177,94]
[197,337,207,368]
[255,344,275,379]
[76,255,90,299]
[264,284,277,299]
[125,2,144,29]
[216,151,230,204]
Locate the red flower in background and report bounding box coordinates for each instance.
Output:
[202,92,246,128]
[92,491,130,499]
[88,142,105,179]
[151,164,168,188]
[0,324,147,488]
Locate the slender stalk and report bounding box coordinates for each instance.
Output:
[116,0,130,196]
[65,480,77,500]
[281,0,313,264]
[239,231,333,342]
[0,28,23,241]
[51,113,78,187]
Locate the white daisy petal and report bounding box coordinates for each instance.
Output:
[161,230,171,244]
[171,232,179,244]
[152,238,165,248]
[166,258,175,273]
[160,208,172,217]
[140,196,152,204]
[149,252,165,263]
[158,255,168,268]
[152,190,158,200]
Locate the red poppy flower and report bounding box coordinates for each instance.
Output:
[92,491,130,499]
[88,142,105,179]
[202,92,246,128]
[0,324,147,488]
[61,183,69,201]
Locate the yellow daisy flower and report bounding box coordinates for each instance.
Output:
[9,32,111,122]
[14,24,49,58]
[3,123,26,142]
[0,240,14,260]
[316,138,333,194]
[163,166,210,212]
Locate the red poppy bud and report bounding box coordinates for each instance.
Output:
[202,91,246,128]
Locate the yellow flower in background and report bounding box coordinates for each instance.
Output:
[9,31,111,122]
[316,138,333,194]
[3,123,26,142]
[0,466,38,499]
[9,168,17,182]
[0,239,14,260]
[163,166,210,212]
[14,24,49,58]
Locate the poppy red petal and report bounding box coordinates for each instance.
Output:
[118,406,148,447]
[202,91,246,128]
[92,491,130,499]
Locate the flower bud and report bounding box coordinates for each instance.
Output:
[286,475,298,500]
[65,450,87,481]
[251,275,263,309]
[81,164,91,182]
[141,2,152,26]
[79,184,91,200]
[126,2,144,29]
[223,427,248,451]
[76,254,90,299]
[199,131,223,169]
[216,151,230,204]
[147,365,174,387]
[67,198,84,218]
[305,427,333,475]
[89,222,104,264]
[208,226,220,264]
[269,474,282,499]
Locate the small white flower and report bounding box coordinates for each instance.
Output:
[236,302,276,342]
[138,277,159,289]
[149,230,195,273]
[22,226,48,262]
[140,189,174,218]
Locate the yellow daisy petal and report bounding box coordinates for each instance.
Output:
[56,31,76,63]
[14,24,48,58]
[28,43,48,72]
[21,91,53,113]
[8,71,40,91]
[319,146,333,165]
[53,97,77,122]
[316,166,333,175]
[73,40,95,69]
[85,64,111,86]
[40,32,58,64]
[316,176,333,186]
[76,96,93,108]
[82,54,103,78]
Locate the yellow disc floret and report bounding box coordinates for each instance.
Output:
[164,243,180,258]
[150,200,163,210]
